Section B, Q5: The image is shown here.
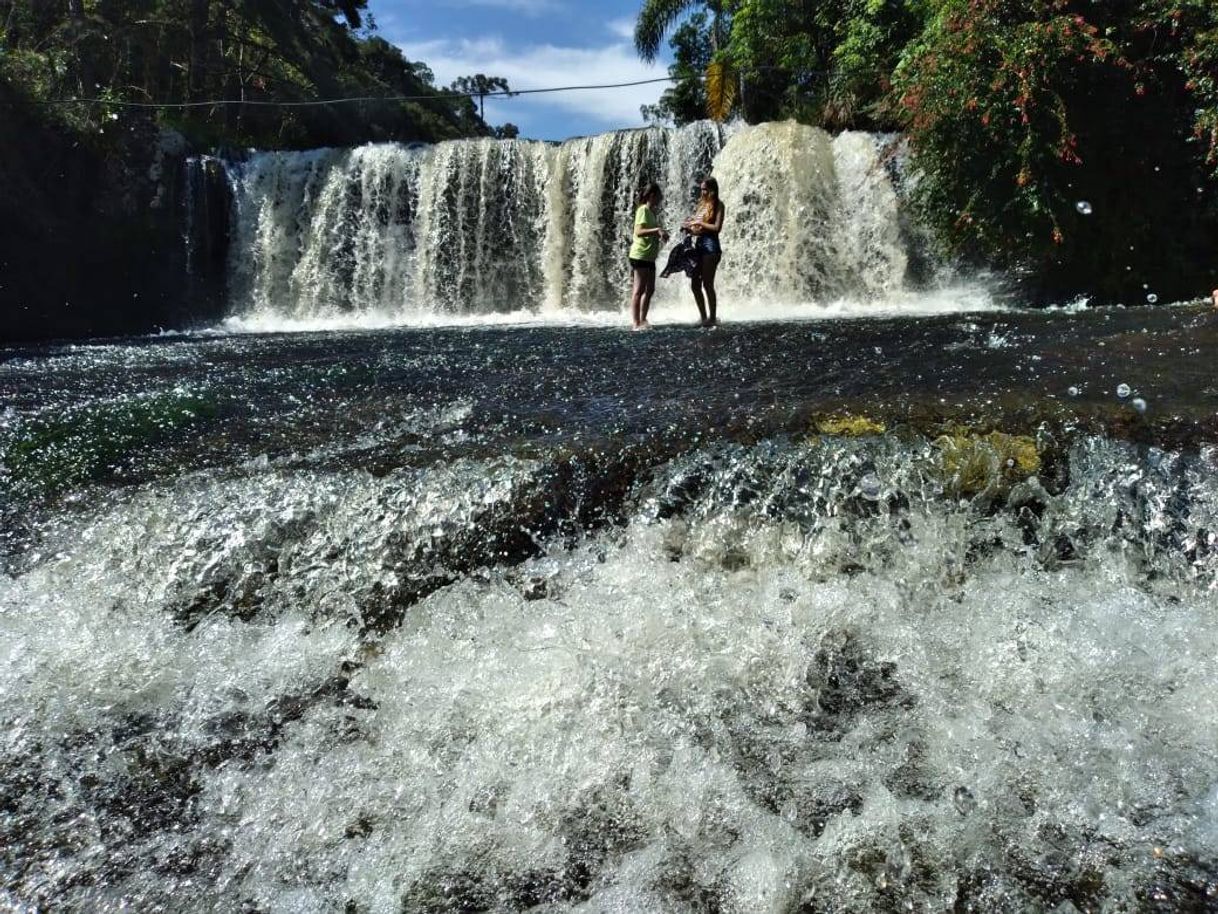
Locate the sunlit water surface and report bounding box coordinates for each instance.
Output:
[1,306,1217,913]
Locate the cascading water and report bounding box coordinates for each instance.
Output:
[217,122,987,329]
[3,308,1218,912]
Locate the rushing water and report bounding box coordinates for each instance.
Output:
[209,122,984,330]
[2,306,1217,912]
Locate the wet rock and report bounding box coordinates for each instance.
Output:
[814,414,888,437]
[1137,855,1218,912]
[716,848,799,914]
[933,430,1041,498]
[788,780,864,838]
[344,815,375,839]
[804,629,911,730]
[952,785,978,815]
[883,740,943,801]
[520,575,548,601]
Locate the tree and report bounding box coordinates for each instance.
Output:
[640,13,712,126]
[634,0,727,61]
[317,0,368,29]
[727,0,927,126]
[895,0,1218,303]
[449,74,514,122]
[494,123,520,139]
[0,0,480,148]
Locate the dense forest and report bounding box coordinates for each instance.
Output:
[640,0,1218,303]
[0,0,509,341]
[0,0,505,147]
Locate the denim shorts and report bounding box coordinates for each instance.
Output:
[695,234,722,256]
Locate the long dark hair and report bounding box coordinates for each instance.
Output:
[700,176,720,202]
[637,182,662,206]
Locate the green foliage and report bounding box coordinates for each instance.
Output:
[1144,0,1218,174]
[641,13,712,126]
[1,389,217,498]
[895,0,1218,300]
[635,0,727,62]
[632,0,1218,300]
[0,0,488,149]
[894,0,1114,259]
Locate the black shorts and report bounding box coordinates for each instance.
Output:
[629,257,656,272]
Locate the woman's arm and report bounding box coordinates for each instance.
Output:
[685,202,725,235]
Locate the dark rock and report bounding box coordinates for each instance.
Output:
[0,84,227,342]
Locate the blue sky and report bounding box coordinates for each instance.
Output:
[368,0,674,140]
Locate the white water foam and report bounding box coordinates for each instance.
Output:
[214,285,1000,335]
[2,435,1216,911]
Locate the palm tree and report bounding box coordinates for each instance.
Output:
[634,0,726,62]
[635,0,736,121]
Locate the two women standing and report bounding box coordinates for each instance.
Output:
[627,177,726,329]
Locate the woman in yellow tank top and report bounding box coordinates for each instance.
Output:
[683,176,725,327]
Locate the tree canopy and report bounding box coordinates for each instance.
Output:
[0,0,507,148]
[636,0,1218,302]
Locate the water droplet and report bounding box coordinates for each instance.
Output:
[1075,200,1092,215]
[1147,293,1158,304]
[1116,383,1131,399]
[1131,397,1147,413]
[1067,386,1080,397]
[858,473,882,501]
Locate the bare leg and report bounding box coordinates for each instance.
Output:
[690,276,707,325]
[639,268,656,326]
[701,254,721,326]
[631,267,645,328]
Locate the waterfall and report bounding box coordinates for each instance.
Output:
[217,121,981,327]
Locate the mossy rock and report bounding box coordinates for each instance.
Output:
[814,414,888,437]
[1,388,216,498]
[932,430,1040,497]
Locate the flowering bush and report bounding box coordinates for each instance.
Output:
[894,0,1218,300]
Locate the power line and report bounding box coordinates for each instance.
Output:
[5,76,683,109]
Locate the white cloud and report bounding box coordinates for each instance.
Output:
[452,0,565,14]
[607,17,635,40]
[398,35,669,134]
